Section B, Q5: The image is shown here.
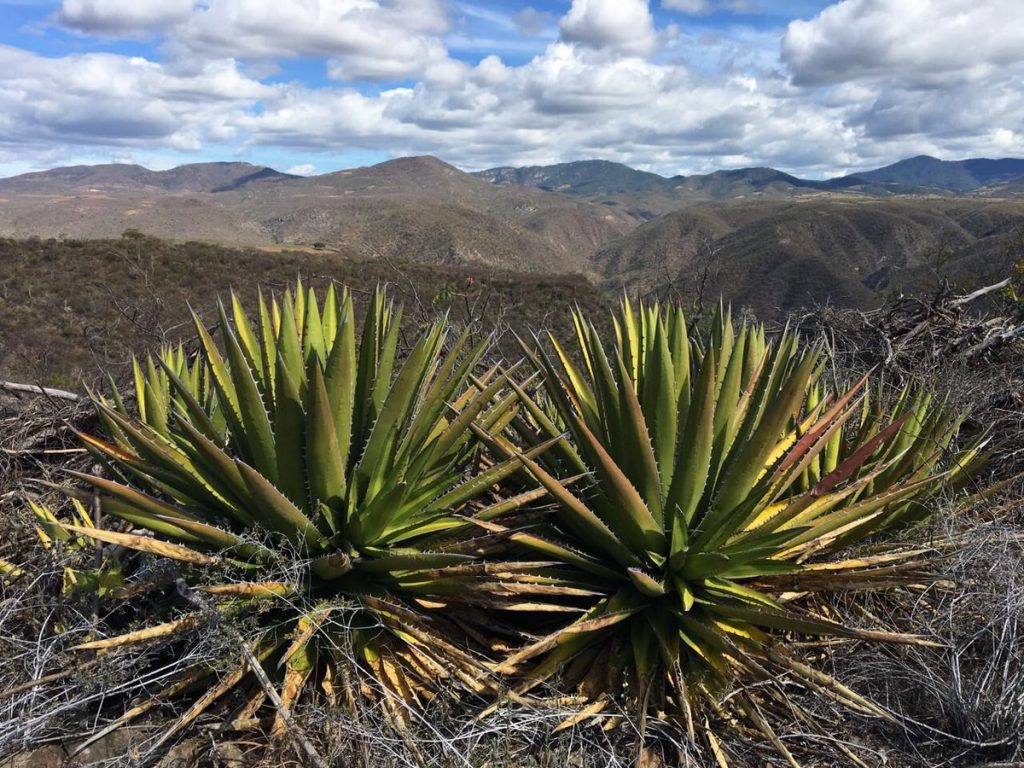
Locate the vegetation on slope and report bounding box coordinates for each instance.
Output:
[0,234,608,387]
[597,198,1024,317]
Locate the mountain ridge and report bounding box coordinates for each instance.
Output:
[473,154,1024,199]
[0,161,299,195]
[4,153,1024,200]
[1,155,1023,318]
[846,155,1024,191]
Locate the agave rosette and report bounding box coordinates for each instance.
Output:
[485,299,983,762]
[59,283,538,742]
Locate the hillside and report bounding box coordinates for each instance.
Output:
[474,155,1024,217]
[595,198,1024,317]
[0,157,638,275]
[4,194,1022,388]
[475,161,836,218]
[0,234,609,386]
[475,160,668,197]
[0,162,297,194]
[846,155,1024,192]
[3,157,1024,320]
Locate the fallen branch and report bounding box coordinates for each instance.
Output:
[950,278,1011,307]
[965,323,1024,360]
[0,382,80,401]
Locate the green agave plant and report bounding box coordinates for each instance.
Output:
[56,283,543,748]
[481,299,985,764]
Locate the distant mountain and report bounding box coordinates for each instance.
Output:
[671,167,821,195]
[474,160,862,219]
[475,160,668,197]
[838,155,1024,192]
[475,156,1024,213]
[0,162,297,194]
[0,156,639,274]
[474,160,826,193]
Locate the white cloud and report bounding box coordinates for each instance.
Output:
[782,0,1024,87]
[663,0,712,12]
[778,0,1024,155]
[285,163,317,175]
[4,0,1024,179]
[58,0,195,35]
[559,0,658,57]
[0,45,268,151]
[325,38,449,82]
[59,0,453,82]
[169,0,450,80]
[237,42,860,176]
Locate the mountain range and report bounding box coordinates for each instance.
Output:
[2,154,1023,314]
[474,155,1024,217]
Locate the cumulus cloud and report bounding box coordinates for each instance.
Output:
[0,45,267,151]
[285,163,317,176]
[58,0,195,35]
[778,0,1024,155]
[59,0,453,81]
[559,0,658,57]
[782,0,1024,87]
[171,0,451,80]
[4,0,1024,178]
[234,41,859,175]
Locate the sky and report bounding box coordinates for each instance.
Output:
[0,0,1022,179]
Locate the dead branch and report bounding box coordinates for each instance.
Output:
[0,383,79,402]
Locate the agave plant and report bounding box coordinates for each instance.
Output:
[482,300,984,764]
[57,283,537,747]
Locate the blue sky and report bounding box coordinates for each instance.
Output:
[0,0,1022,179]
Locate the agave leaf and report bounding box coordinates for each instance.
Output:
[272,349,308,509]
[74,614,204,650]
[230,292,266,391]
[306,365,347,529]
[568,410,664,556]
[495,592,640,674]
[154,356,223,443]
[217,302,277,482]
[715,352,817,517]
[60,523,219,566]
[302,286,327,365]
[191,309,246,449]
[613,350,663,520]
[234,460,325,549]
[643,315,678,496]
[358,324,441,497]
[199,581,294,598]
[323,293,356,475]
[516,451,640,569]
[666,345,717,529]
